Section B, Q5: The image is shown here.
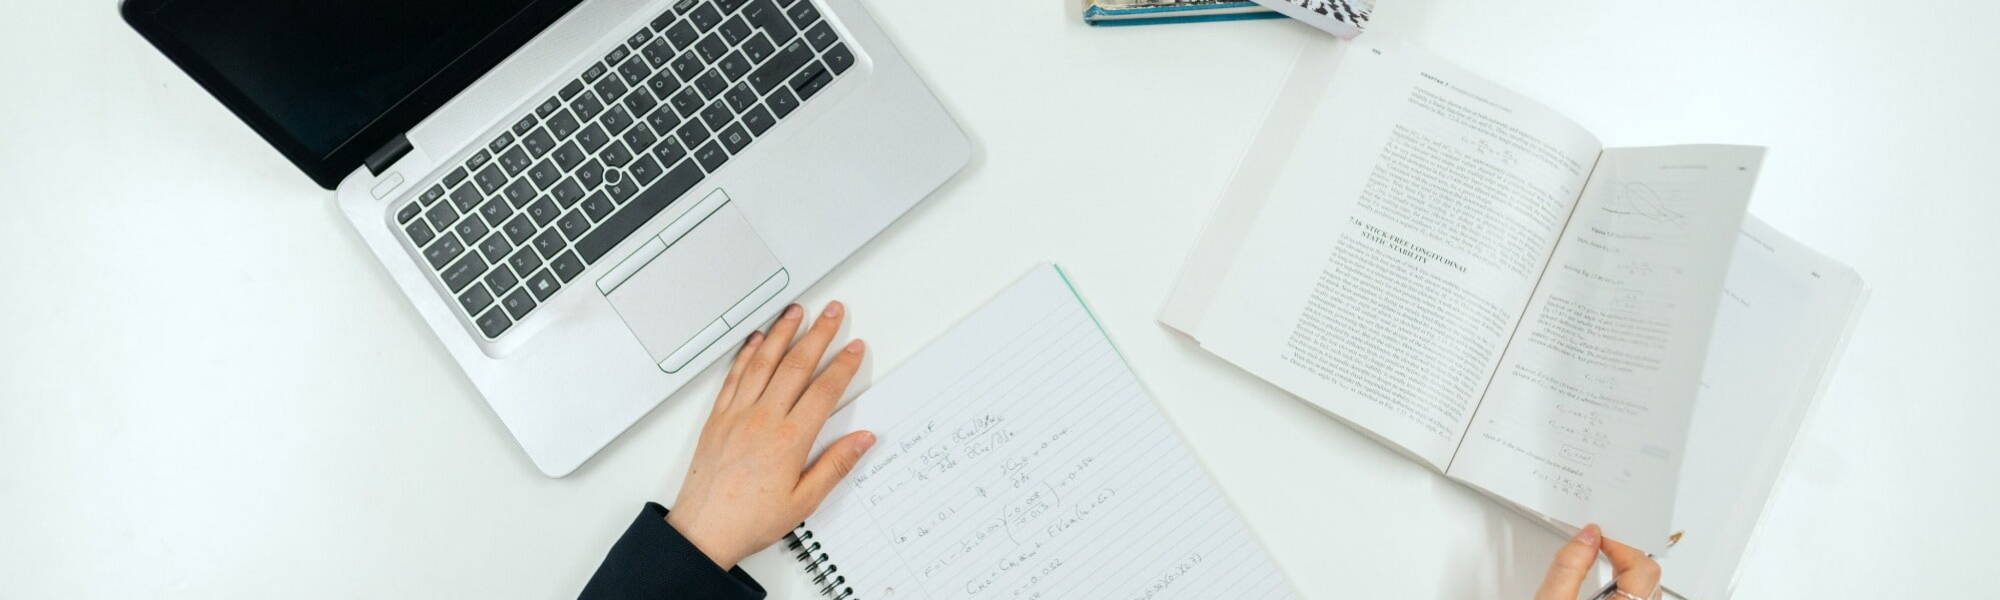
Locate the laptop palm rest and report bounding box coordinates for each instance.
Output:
[603,198,786,372]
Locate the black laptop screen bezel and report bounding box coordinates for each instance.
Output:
[120,0,585,190]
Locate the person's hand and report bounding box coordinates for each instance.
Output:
[665,301,876,569]
[1534,524,1662,600]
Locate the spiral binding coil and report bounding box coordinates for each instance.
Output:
[786,525,853,600]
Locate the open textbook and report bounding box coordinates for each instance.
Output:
[1160,39,1865,597]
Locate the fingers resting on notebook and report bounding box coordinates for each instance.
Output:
[666,301,877,570]
[1534,524,1662,600]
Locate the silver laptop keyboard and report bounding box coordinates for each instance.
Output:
[393,0,853,340]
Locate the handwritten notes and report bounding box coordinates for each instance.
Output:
[801,266,1296,600]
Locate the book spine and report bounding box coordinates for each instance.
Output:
[786,525,852,599]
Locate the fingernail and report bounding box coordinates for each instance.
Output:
[748,331,763,343]
[784,304,803,319]
[823,301,844,318]
[1576,524,1601,546]
[844,339,865,354]
[857,431,876,450]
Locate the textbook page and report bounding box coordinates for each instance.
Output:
[1448,146,1763,554]
[1660,217,1866,600]
[1196,41,1602,468]
[801,265,1297,600]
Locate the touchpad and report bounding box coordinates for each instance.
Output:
[605,201,783,365]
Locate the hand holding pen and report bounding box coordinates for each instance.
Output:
[1534,524,1663,600]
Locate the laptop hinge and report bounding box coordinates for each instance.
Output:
[363,134,414,176]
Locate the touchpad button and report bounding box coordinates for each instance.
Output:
[606,201,782,363]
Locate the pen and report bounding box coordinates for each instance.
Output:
[1586,554,1658,600]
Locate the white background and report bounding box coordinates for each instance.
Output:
[2,0,1993,597]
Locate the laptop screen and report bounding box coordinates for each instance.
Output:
[126,0,584,188]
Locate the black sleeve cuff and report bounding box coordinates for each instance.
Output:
[579,502,767,600]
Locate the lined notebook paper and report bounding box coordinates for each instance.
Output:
[794,265,1296,600]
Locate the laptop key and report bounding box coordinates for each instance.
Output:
[404,219,435,247]
[677,117,712,149]
[823,43,853,74]
[576,160,705,262]
[458,282,496,315]
[601,140,635,168]
[623,123,658,154]
[511,114,537,136]
[553,250,586,280]
[475,306,512,338]
[619,57,651,87]
[624,87,659,118]
[605,45,631,68]
[766,87,799,118]
[654,135,689,166]
[695,71,726,99]
[719,15,753,45]
[551,141,586,171]
[527,159,560,190]
[630,154,664,185]
[576,123,610,153]
[522,128,556,158]
[749,42,810,94]
[535,96,562,118]
[671,52,704,82]
[804,22,836,51]
[575,158,606,190]
[500,287,537,319]
[742,104,775,135]
[724,82,756,113]
[397,201,421,224]
[664,20,700,50]
[694,34,728,64]
[785,0,820,29]
[466,149,490,171]
[446,184,480,213]
[719,0,751,15]
[424,203,458,232]
[527,196,561,227]
[701,100,733,132]
[602,104,635,135]
[421,184,447,206]
[546,109,581,139]
[571,91,606,122]
[532,228,566,259]
[488,132,515,154]
[670,87,704,118]
[719,51,751,81]
[526,269,562,301]
[483,263,518,297]
[477,232,513,266]
[595,71,630,102]
[688,3,723,30]
[561,79,586,100]
[477,196,512,227]
[645,106,682,135]
[506,247,542,280]
[502,215,537,245]
[503,178,536,207]
[582,62,609,83]
[645,71,678,99]
[743,33,776,63]
[642,38,673,69]
[791,62,830,100]
[497,146,532,176]
[718,123,751,154]
[650,9,680,32]
[627,29,653,49]
[580,192,613,222]
[557,210,590,241]
[453,213,490,245]
[606,170,641,203]
[694,140,728,171]
[441,251,486,292]
[742,0,795,44]
[551,177,586,207]
[442,166,470,188]
[474,164,507,194]
[423,233,465,270]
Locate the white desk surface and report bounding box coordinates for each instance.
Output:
[3,0,1993,597]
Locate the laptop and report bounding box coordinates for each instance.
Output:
[122,0,971,476]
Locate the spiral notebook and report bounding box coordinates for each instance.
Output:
[784,265,1296,600]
